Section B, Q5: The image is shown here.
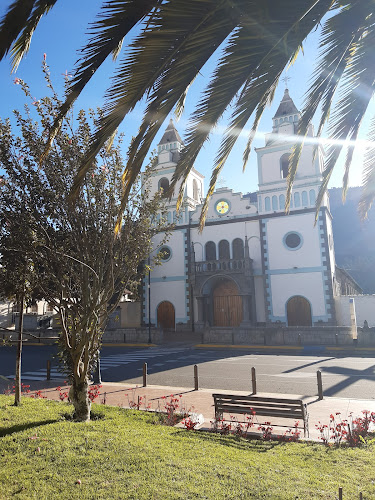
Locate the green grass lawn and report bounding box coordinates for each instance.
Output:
[0,395,374,499]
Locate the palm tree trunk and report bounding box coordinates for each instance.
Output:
[14,295,24,406]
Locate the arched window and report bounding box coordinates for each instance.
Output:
[275,119,278,126]
[302,191,308,206]
[294,115,298,122]
[218,240,230,260]
[232,238,244,259]
[294,192,301,208]
[258,196,262,212]
[272,195,278,210]
[289,116,293,122]
[205,241,216,261]
[158,177,169,196]
[279,194,285,210]
[265,197,271,211]
[167,212,172,223]
[193,179,199,201]
[309,189,316,205]
[280,153,290,179]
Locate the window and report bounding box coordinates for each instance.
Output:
[158,246,172,261]
[279,194,285,210]
[302,191,308,206]
[218,240,230,259]
[258,196,262,212]
[272,195,278,210]
[158,177,169,196]
[265,197,271,211]
[232,238,244,259]
[280,153,290,179]
[283,232,303,250]
[205,241,216,260]
[294,192,301,208]
[309,189,316,206]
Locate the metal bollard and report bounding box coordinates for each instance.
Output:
[338,487,343,500]
[143,362,147,387]
[194,364,199,391]
[317,370,323,400]
[251,367,257,394]
[46,360,51,381]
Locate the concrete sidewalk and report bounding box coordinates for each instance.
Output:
[2,378,375,441]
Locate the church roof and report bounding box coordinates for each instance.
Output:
[158,118,184,146]
[273,88,299,118]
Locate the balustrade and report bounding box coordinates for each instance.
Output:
[194,258,248,274]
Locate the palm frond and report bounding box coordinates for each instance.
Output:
[73,0,237,201]
[10,0,59,72]
[359,116,375,218]
[286,0,371,210]
[0,0,35,61]
[314,15,375,214]
[174,0,334,229]
[41,0,160,166]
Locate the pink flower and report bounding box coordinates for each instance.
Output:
[43,53,47,61]
[13,78,20,85]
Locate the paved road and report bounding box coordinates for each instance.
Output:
[1,344,375,399]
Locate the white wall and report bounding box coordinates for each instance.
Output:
[335,296,375,327]
[270,272,326,318]
[266,212,321,270]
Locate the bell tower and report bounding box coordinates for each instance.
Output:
[256,88,328,214]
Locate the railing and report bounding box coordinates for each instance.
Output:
[194,258,248,274]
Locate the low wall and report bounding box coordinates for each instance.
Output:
[102,328,163,344]
[335,295,375,327]
[202,326,375,346]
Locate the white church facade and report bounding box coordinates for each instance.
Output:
[142,89,340,332]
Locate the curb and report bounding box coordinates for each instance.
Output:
[194,343,375,354]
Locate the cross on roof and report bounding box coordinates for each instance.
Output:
[282,75,291,88]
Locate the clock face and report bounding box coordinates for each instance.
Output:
[216,200,229,215]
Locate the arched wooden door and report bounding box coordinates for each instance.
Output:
[157,301,175,329]
[287,296,312,326]
[213,280,242,326]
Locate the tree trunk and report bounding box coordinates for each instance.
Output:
[14,295,24,406]
[69,376,91,422]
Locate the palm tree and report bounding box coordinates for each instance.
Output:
[1,0,374,228]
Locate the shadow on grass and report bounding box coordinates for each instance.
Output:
[0,419,58,438]
[172,427,283,453]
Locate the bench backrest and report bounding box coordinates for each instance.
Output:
[213,394,306,420]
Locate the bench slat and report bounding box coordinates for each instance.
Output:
[215,400,302,411]
[213,394,304,405]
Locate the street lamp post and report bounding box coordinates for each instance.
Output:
[148,257,152,344]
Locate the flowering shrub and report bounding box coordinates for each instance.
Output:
[258,422,273,440]
[181,417,199,430]
[210,411,301,443]
[316,410,375,447]
[56,386,69,402]
[30,390,47,399]
[163,394,183,426]
[88,384,102,402]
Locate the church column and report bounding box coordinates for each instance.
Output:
[195,296,206,331]
[240,294,252,327]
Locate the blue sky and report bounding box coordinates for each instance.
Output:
[0,1,370,195]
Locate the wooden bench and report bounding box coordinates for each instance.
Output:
[212,394,309,437]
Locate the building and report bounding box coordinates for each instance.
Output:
[142,88,342,331]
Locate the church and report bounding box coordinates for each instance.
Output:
[142,89,348,332]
